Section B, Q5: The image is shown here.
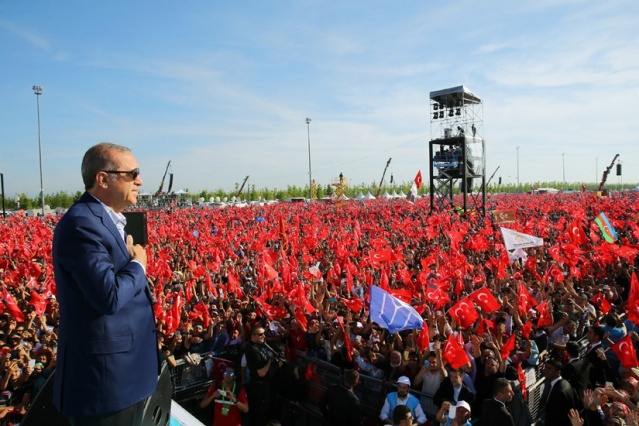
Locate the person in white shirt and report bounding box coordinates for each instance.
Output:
[380,376,427,425]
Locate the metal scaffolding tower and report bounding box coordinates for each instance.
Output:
[428,85,486,215]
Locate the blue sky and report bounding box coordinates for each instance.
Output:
[1,0,637,198]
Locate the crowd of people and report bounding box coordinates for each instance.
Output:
[1,189,639,426]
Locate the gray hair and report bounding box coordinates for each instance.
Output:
[81,142,131,190]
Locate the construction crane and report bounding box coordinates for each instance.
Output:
[375,158,392,197]
[598,154,619,193]
[485,166,500,187]
[156,161,171,195]
[236,176,250,198]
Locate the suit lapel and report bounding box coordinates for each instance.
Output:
[83,193,129,259]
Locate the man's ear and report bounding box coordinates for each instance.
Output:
[95,172,110,188]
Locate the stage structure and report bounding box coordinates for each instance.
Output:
[428,85,486,215]
[332,173,347,207]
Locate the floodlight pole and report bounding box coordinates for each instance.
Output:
[516,146,520,193]
[562,152,566,189]
[33,85,45,216]
[0,173,5,218]
[306,118,312,202]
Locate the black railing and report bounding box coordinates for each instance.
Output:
[167,337,595,425]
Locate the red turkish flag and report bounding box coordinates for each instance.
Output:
[279,214,289,251]
[227,270,241,294]
[416,321,430,352]
[305,362,318,381]
[369,249,393,265]
[517,363,528,400]
[294,307,308,332]
[336,316,354,362]
[261,249,276,267]
[536,301,554,328]
[396,268,412,285]
[521,321,533,339]
[260,301,288,320]
[345,266,354,294]
[628,272,639,325]
[477,318,495,335]
[590,292,612,315]
[469,287,501,313]
[517,282,536,315]
[154,300,165,322]
[566,220,587,245]
[447,297,479,329]
[189,301,211,328]
[165,291,182,335]
[210,357,233,382]
[414,170,423,189]
[500,334,516,360]
[263,262,279,280]
[1,288,25,323]
[611,335,639,369]
[380,269,390,291]
[390,288,413,304]
[185,280,194,304]
[341,297,364,313]
[524,256,538,274]
[425,286,450,310]
[28,291,47,316]
[443,333,470,369]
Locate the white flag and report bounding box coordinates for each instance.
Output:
[406,182,418,203]
[500,227,543,250]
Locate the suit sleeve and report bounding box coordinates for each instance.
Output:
[433,382,445,409]
[55,214,147,315]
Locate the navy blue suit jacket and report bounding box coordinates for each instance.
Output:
[52,192,159,417]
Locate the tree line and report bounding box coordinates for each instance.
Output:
[3,181,635,210]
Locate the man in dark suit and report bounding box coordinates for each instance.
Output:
[433,368,474,410]
[480,378,515,426]
[319,369,362,426]
[584,325,612,388]
[53,143,158,425]
[562,341,591,407]
[538,358,576,426]
[245,325,281,426]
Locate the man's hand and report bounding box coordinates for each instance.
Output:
[127,235,147,268]
[568,408,584,426]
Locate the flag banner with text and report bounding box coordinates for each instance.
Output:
[500,227,544,251]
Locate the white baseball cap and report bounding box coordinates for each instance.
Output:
[456,400,471,413]
[396,376,411,386]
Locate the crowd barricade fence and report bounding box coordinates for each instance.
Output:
[166,336,593,425]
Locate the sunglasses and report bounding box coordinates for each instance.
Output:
[103,168,140,180]
[223,371,235,376]
[253,332,265,337]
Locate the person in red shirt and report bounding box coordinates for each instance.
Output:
[288,319,308,351]
[200,365,248,426]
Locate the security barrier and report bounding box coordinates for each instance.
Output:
[167,340,590,425]
[168,354,231,402]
